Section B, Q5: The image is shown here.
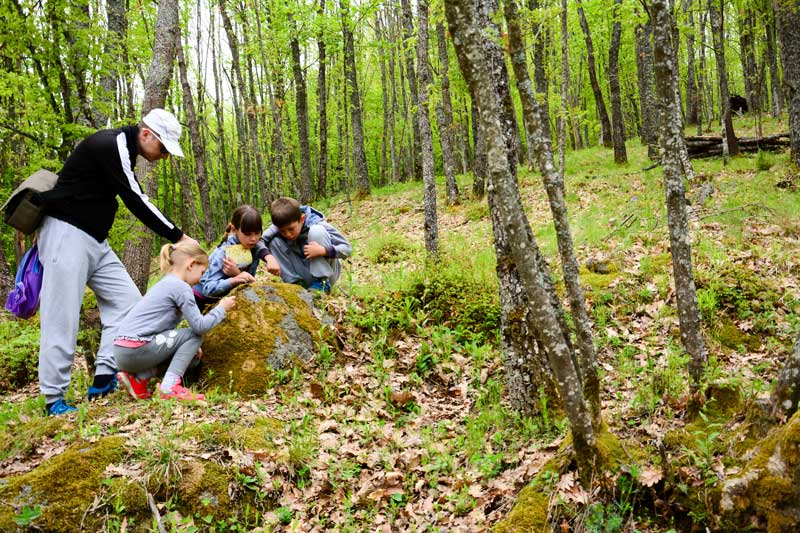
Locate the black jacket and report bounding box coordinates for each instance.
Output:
[40,125,183,243]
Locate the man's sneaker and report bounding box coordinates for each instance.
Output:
[157,379,205,401]
[47,399,78,416]
[308,278,331,293]
[117,371,151,400]
[87,374,118,400]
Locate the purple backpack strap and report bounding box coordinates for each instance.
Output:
[5,243,44,319]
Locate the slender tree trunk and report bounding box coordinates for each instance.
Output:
[575,0,612,147]
[341,0,370,196]
[416,0,439,259]
[436,23,460,205]
[505,0,602,429]
[558,0,569,179]
[698,11,708,135]
[529,0,551,139]
[446,0,599,484]
[289,13,314,202]
[123,0,180,294]
[400,0,422,181]
[636,20,659,159]
[739,7,759,113]
[608,0,627,163]
[387,8,401,184]
[96,0,126,125]
[652,0,708,401]
[211,9,234,214]
[709,0,739,157]
[317,0,329,196]
[765,7,783,118]
[684,0,699,125]
[378,12,390,187]
[775,0,800,167]
[176,37,214,244]
[471,99,486,198]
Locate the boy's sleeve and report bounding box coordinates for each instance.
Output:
[261,225,280,255]
[198,247,234,297]
[323,222,352,259]
[177,284,226,335]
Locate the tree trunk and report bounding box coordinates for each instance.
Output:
[709,0,739,157]
[0,245,13,306]
[773,335,800,419]
[176,37,214,244]
[96,0,126,126]
[341,0,370,196]
[289,13,314,202]
[651,0,708,400]
[739,6,759,113]
[529,0,551,139]
[378,11,390,187]
[684,0,699,125]
[558,0,569,179]
[316,0,329,196]
[211,8,234,214]
[400,0,422,181]
[436,22,460,205]
[445,0,599,483]
[608,0,628,164]
[387,7,401,184]
[415,0,439,259]
[575,0,612,147]
[765,7,783,118]
[775,0,800,167]
[636,20,659,159]
[504,0,602,429]
[122,0,180,294]
[471,99,486,198]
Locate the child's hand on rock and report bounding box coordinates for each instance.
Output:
[265,254,281,277]
[234,271,255,285]
[220,295,236,312]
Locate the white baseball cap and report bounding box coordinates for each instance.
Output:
[142,108,185,157]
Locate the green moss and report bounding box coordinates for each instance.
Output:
[0,436,126,531]
[177,460,231,517]
[0,415,66,461]
[201,282,321,395]
[580,266,619,291]
[711,317,762,351]
[233,417,285,451]
[493,485,550,533]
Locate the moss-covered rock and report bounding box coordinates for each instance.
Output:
[177,460,231,517]
[0,436,126,532]
[200,282,325,395]
[493,485,550,533]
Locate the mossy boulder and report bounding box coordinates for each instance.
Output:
[200,282,326,395]
[719,411,800,530]
[0,436,126,532]
[493,485,550,532]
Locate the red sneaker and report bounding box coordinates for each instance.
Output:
[116,371,151,400]
[157,379,205,401]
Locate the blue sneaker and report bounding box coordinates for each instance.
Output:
[308,278,331,293]
[47,399,78,416]
[87,374,118,400]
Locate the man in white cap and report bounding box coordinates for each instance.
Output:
[35,108,198,415]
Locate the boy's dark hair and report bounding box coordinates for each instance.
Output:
[269,197,303,228]
[219,204,262,245]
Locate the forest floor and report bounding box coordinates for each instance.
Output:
[1,114,799,532]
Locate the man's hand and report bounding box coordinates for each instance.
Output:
[178,234,200,247]
[304,241,326,259]
[222,257,241,277]
[219,295,236,311]
[265,254,281,276]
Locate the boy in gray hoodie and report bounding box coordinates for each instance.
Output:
[261,197,351,292]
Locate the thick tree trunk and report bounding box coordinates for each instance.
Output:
[400,0,422,181]
[575,0,612,147]
[709,0,739,157]
[416,0,439,259]
[317,0,329,196]
[176,37,214,244]
[123,0,180,294]
[775,0,800,167]
[505,0,602,429]
[636,21,659,159]
[445,0,599,483]
[684,0,699,125]
[652,0,708,399]
[341,0,370,196]
[436,22,460,206]
[608,0,627,163]
[289,14,314,202]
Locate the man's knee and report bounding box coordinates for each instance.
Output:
[308,224,331,246]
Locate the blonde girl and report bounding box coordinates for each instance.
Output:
[113,242,235,401]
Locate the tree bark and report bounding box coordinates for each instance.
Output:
[558,0,569,179]
[775,0,800,167]
[765,6,783,118]
[400,0,422,181]
[96,0,126,126]
[176,37,214,244]
[684,0,699,125]
[739,6,759,113]
[415,0,439,259]
[773,335,800,419]
[471,99,486,198]
[340,0,370,196]
[708,0,739,157]
[445,0,599,483]
[652,0,708,399]
[316,0,329,196]
[636,20,659,159]
[436,22,460,205]
[529,0,551,139]
[123,0,180,294]
[505,0,602,429]
[289,12,314,202]
[575,0,612,147]
[608,0,628,164]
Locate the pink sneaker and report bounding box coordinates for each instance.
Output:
[116,371,151,399]
[157,379,205,401]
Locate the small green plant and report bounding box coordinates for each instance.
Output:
[13,505,42,526]
[755,150,773,171]
[275,506,293,525]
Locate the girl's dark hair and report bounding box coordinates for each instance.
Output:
[219,205,263,246]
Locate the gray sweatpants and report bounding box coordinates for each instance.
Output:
[271,224,341,287]
[114,328,202,378]
[38,217,141,403]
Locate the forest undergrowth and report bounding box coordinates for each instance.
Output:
[1,117,799,532]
